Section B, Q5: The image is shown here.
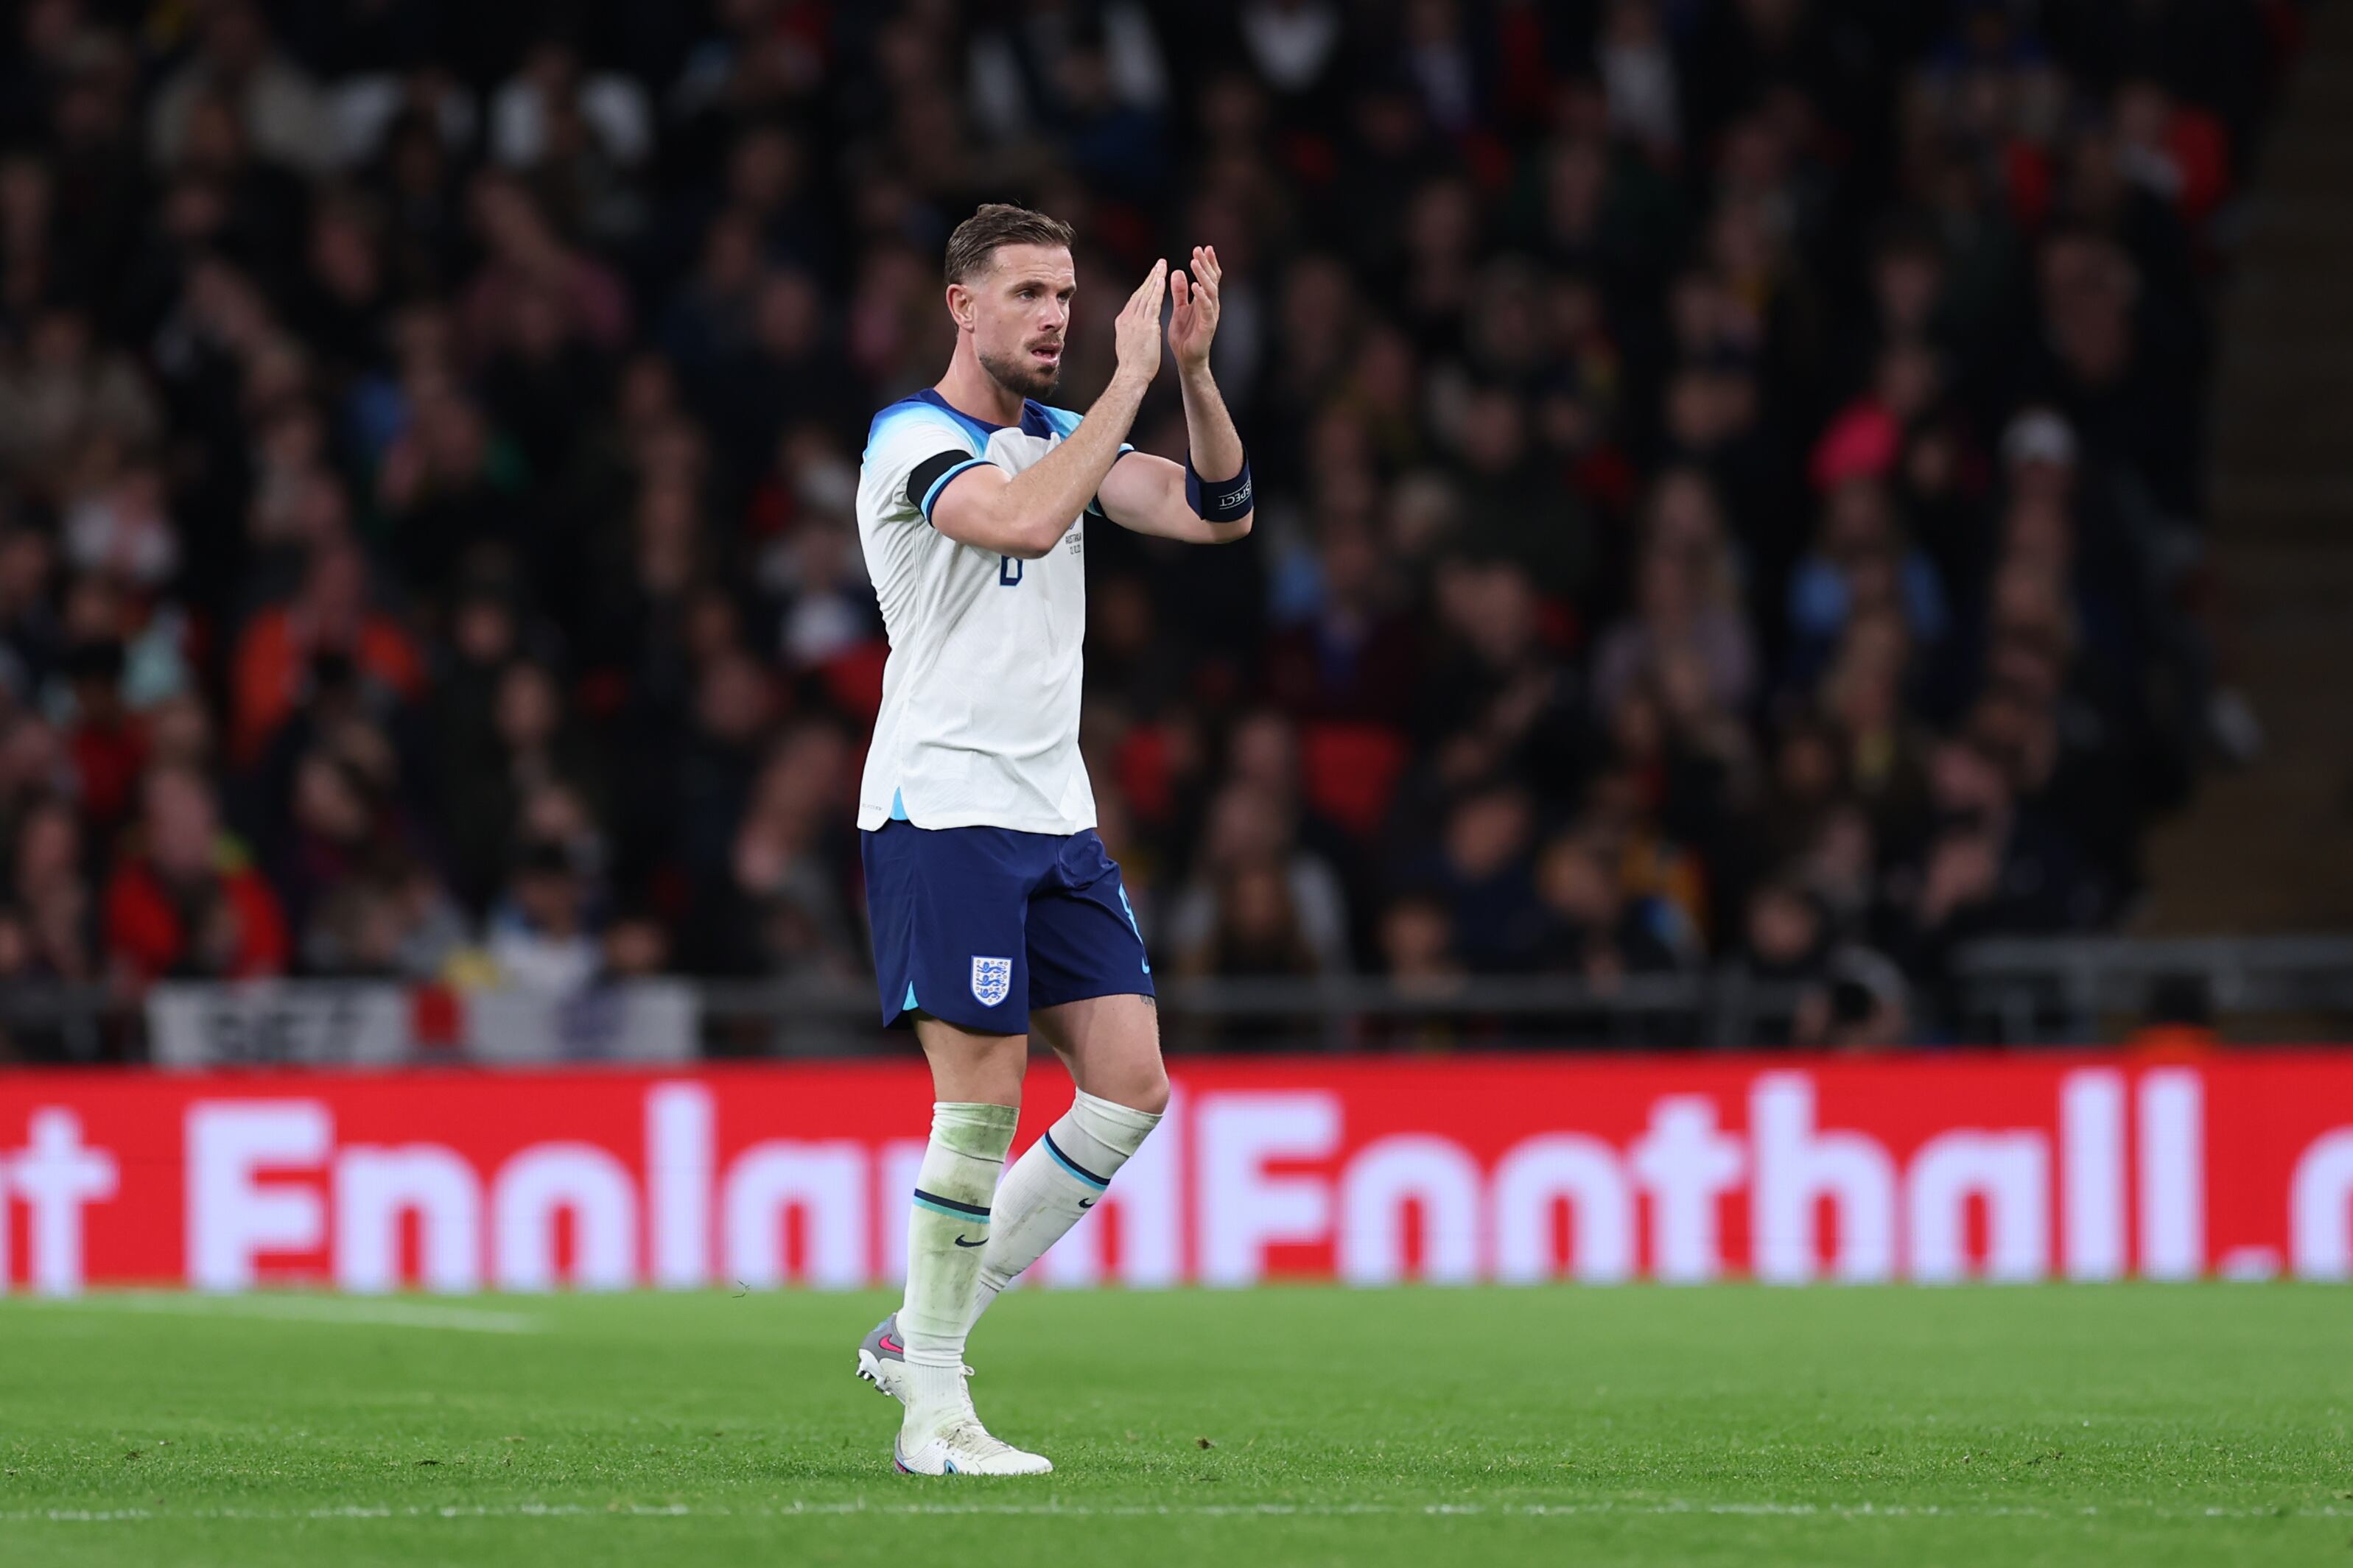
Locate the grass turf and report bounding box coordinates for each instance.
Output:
[0,1284,2346,1567]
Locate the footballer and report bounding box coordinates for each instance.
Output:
[849,203,1253,1474]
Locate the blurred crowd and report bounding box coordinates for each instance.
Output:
[0,0,2298,1056]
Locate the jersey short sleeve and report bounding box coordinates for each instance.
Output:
[863,402,990,526]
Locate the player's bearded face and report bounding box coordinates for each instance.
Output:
[980,339,1059,398]
[973,248,1074,398]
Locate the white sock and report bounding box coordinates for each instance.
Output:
[900,1102,1017,1369]
[897,1361,975,1431]
[967,1089,1162,1330]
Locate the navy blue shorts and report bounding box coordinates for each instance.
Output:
[861,822,1154,1033]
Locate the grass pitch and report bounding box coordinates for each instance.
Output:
[0,1284,2346,1567]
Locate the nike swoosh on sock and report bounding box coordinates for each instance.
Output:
[953,1234,986,1248]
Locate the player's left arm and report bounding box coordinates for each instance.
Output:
[1097,245,1254,546]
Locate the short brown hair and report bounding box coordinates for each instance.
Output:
[944,203,1075,286]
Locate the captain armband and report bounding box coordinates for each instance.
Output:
[1184,451,1253,523]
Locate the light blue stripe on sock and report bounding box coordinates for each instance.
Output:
[911,1193,989,1222]
[1045,1136,1111,1190]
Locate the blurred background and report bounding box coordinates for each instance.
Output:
[0,0,2347,1065]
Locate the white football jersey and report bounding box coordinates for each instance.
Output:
[854,390,1128,835]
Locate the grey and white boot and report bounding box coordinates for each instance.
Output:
[854,1312,915,1404]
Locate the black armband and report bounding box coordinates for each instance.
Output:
[1185,451,1253,522]
[906,450,986,522]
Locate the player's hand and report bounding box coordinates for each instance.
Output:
[1168,245,1221,373]
[1112,259,1167,390]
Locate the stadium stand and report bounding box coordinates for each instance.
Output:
[0,1,2306,1056]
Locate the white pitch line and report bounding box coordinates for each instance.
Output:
[2,1500,2344,1525]
[22,1293,542,1335]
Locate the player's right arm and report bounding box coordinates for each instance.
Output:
[929,261,1167,560]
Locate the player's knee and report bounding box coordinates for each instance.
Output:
[1074,1049,1168,1116]
[1112,1059,1170,1117]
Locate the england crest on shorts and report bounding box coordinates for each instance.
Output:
[970,955,1014,1007]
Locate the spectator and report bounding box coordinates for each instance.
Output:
[306,854,466,980]
[10,795,94,983]
[1167,778,1350,978]
[146,0,332,177]
[0,304,161,499]
[491,39,652,186]
[374,383,531,597]
[1426,782,1543,972]
[1785,477,1950,690]
[103,764,287,983]
[1742,877,1832,988]
[1370,888,1468,1052]
[0,524,62,700]
[1451,384,1593,604]
[447,657,606,913]
[485,837,600,994]
[1591,468,1756,720]
[1530,829,1686,982]
[1886,736,2103,985]
[692,721,861,979]
[661,210,765,383]
[229,542,422,767]
[461,172,631,360]
[1261,516,1420,724]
